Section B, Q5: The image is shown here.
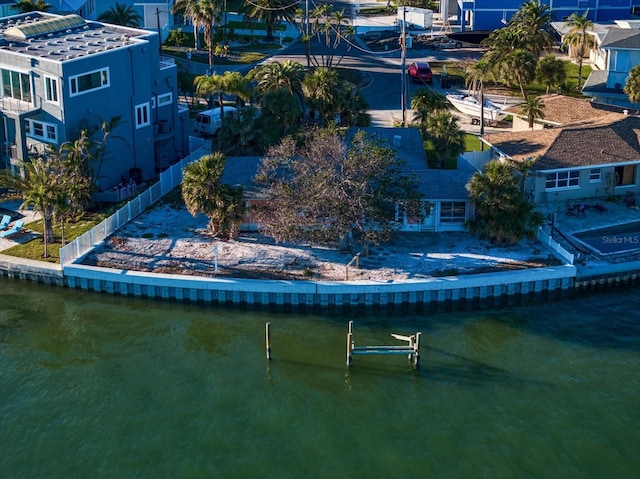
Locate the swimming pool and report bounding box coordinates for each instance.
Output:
[573,221,640,255]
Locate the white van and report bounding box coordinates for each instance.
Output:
[193,106,237,137]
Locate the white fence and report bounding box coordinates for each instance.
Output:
[538,227,575,265]
[59,143,211,265]
[460,150,492,171]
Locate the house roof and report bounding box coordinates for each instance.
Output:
[346,127,476,200]
[0,12,150,62]
[220,156,264,198]
[505,94,628,125]
[483,113,640,171]
[600,27,640,49]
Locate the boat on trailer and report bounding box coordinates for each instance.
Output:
[445,94,508,124]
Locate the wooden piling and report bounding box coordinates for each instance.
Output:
[265,322,272,360]
[414,332,421,368]
[346,320,354,366]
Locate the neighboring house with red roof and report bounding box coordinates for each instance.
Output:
[481,113,640,203]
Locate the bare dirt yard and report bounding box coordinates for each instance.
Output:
[82,203,560,282]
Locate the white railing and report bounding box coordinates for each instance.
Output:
[460,150,492,170]
[538,227,575,265]
[59,143,212,265]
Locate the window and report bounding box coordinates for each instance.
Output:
[545,170,580,190]
[151,92,173,108]
[615,165,637,186]
[25,119,57,143]
[135,103,150,128]
[1,69,32,102]
[589,168,601,183]
[440,202,466,223]
[44,77,59,103]
[69,68,109,96]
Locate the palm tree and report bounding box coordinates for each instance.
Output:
[508,0,554,56]
[0,158,58,257]
[195,71,248,123]
[624,64,640,104]
[243,0,297,42]
[97,3,142,27]
[181,152,245,238]
[10,0,51,13]
[302,67,340,125]
[502,49,538,100]
[519,96,545,129]
[174,0,222,74]
[248,60,306,105]
[411,88,447,131]
[262,88,301,135]
[426,111,465,169]
[563,10,595,89]
[466,159,543,245]
[536,54,567,94]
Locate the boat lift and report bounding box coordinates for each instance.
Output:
[346,321,422,368]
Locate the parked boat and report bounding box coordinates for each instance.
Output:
[445,94,508,123]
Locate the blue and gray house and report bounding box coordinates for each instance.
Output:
[0,11,188,196]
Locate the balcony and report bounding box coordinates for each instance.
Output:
[159,55,176,70]
[0,97,38,115]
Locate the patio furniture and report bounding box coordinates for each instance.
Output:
[0,219,24,238]
[0,214,10,230]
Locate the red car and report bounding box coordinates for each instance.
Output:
[408,62,433,83]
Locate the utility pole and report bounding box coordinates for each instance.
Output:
[400,7,406,127]
[479,81,485,136]
[156,8,162,57]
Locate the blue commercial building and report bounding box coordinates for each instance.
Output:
[454,0,640,31]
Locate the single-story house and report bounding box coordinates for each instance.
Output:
[220,127,478,233]
[505,94,628,132]
[482,113,640,203]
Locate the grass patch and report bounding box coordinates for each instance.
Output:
[226,21,285,32]
[2,210,113,263]
[464,133,484,152]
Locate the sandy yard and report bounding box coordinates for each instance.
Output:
[82,203,560,281]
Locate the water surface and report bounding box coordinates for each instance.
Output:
[2,279,639,478]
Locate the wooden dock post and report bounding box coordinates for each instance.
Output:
[346,320,354,366]
[414,332,421,368]
[265,322,272,360]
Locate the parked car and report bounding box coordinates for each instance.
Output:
[408,62,433,83]
[193,106,238,137]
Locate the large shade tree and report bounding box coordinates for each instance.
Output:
[181,152,245,238]
[466,159,544,245]
[253,128,420,246]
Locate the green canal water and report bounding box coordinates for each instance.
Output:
[1,278,639,478]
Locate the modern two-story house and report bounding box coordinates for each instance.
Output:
[0,12,188,196]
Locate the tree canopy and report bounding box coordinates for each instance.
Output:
[252,128,420,247]
[466,159,544,245]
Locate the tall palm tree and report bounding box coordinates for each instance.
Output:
[563,10,594,89]
[536,54,567,94]
[502,49,538,100]
[181,152,245,238]
[426,111,465,169]
[509,0,554,56]
[174,0,222,74]
[624,64,640,104]
[10,0,51,13]
[243,0,297,42]
[519,96,545,129]
[97,3,142,27]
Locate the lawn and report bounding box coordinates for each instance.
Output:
[1,205,121,263]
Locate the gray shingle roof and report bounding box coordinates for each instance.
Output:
[601,28,640,49]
